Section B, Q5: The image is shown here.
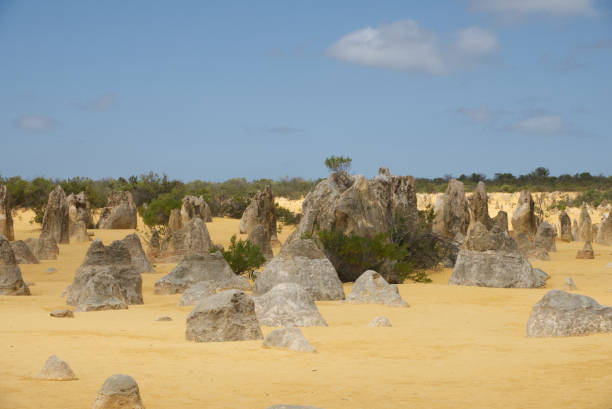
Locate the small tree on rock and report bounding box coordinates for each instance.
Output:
[324,155,352,173]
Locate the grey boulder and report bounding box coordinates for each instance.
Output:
[35,355,77,381]
[177,281,216,306]
[346,270,408,307]
[0,234,30,295]
[92,374,144,409]
[10,240,39,264]
[254,283,327,327]
[122,233,154,273]
[262,327,316,352]
[368,316,392,327]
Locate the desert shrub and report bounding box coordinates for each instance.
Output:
[221,235,266,275]
[275,204,301,225]
[324,155,352,173]
[139,192,181,227]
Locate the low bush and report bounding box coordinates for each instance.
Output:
[221,235,266,275]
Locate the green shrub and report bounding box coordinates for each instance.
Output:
[139,193,181,227]
[324,155,352,173]
[221,235,266,275]
[275,204,301,225]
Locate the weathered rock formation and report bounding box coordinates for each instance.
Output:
[491,210,508,232]
[449,222,548,288]
[92,374,144,409]
[596,215,612,246]
[252,239,345,301]
[121,233,154,273]
[185,290,263,342]
[534,221,556,252]
[67,191,91,242]
[576,241,594,259]
[35,355,77,380]
[167,209,182,232]
[0,234,30,295]
[564,277,577,291]
[511,190,537,238]
[10,240,39,264]
[262,327,316,352]
[50,309,74,318]
[433,179,470,239]
[572,220,579,241]
[291,168,417,242]
[526,290,612,337]
[254,283,327,327]
[65,239,143,311]
[25,232,59,260]
[240,186,277,241]
[516,232,549,261]
[346,270,408,307]
[578,204,592,242]
[153,218,213,262]
[368,316,392,327]
[181,195,212,223]
[558,211,573,242]
[248,224,273,260]
[0,185,14,241]
[154,252,249,294]
[469,182,492,229]
[177,281,216,306]
[592,223,599,239]
[41,185,69,244]
[97,191,137,229]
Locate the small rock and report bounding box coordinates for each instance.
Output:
[177,281,216,307]
[576,241,595,259]
[262,328,316,352]
[564,278,577,291]
[155,316,172,321]
[346,270,408,307]
[46,267,58,274]
[50,309,74,318]
[368,316,392,327]
[92,374,144,409]
[35,355,77,380]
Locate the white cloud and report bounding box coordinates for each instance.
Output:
[456,27,499,55]
[13,115,58,131]
[512,114,569,134]
[327,20,499,74]
[469,0,596,17]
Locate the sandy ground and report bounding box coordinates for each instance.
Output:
[2,211,612,409]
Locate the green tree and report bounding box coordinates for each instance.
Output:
[324,155,352,173]
[221,235,266,274]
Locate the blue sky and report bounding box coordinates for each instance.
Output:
[1,0,611,181]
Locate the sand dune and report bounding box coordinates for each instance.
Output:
[2,211,612,409]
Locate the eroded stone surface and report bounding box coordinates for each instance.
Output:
[254,283,327,327]
[92,374,144,409]
[262,327,316,352]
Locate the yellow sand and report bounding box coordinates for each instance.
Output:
[2,211,612,409]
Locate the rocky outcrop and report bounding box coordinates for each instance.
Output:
[181,195,212,223]
[0,234,30,295]
[292,168,417,242]
[254,283,327,327]
[511,190,537,238]
[558,211,573,242]
[65,239,143,311]
[167,209,182,231]
[121,234,154,273]
[346,270,408,307]
[516,232,549,261]
[154,218,213,262]
[0,185,14,241]
[526,290,612,337]
[185,290,263,342]
[10,240,39,264]
[41,185,69,244]
[35,355,77,380]
[596,215,612,246]
[572,220,579,241]
[368,316,392,327]
[240,186,277,241]
[92,374,144,409]
[564,277,577,290]
[67,192,91,242]
[177,281,216,306]
[154,252,249,294]
[252,239,344,301]
[262,327,316,352]
[469,182,492,229]
[97,191,137,229]
[26,232,59,260]
[491,210,508,232]
[449,222,548,288]
[433,179,470,239]
[576,241,594,259]
[578,204,592,242]
[248,224,273,260]
[534,221,556,252]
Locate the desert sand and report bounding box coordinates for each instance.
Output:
[2,210,612,409]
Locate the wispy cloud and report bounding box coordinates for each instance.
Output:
[511,114,570,135]
[326,20,498,75]
[264,125,303,135]
[74,94,115,112]
[468,0,597,18]
[13,115,58,132]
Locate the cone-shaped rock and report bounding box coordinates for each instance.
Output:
[469,182,492,229]
[10,240,39,264]
[181,195,212,223]
[35,355,77,380]
[0,234,30,295]
[41,185,69,244]
[122,234,154,273]
[177,281,216,306]
[156,218,213,262]
[254,283,327,327]
[450,222,548,288]
[534,221,556,252]
[433,179,471,239]
[596,215,612,246]
[347,270,408,307]
[558,211,573,242]
[511,190,536,238]
[185,290,263,342]
[0,185,14,241]
[526,290,612,337]
[92,374,144,409]
[576,241,594,259]
[262,327,316,352]
[240,186,277,241]
[67,191,91,242]
[248,224,273,260]
[578,204,592,242]
[253,239,344,301]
